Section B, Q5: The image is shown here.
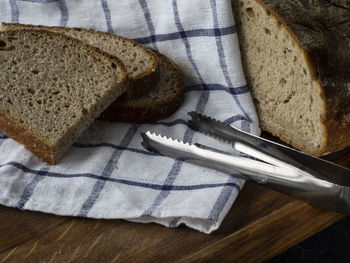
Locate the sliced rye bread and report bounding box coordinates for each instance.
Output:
[99,52,184,123]
[0,29,128,164]
[1,22,159,98]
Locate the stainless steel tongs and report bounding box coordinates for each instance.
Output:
[141,112,350,214]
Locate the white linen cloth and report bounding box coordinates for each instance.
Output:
[0,0,260,233]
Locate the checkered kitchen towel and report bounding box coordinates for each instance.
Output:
[0,0,260,233]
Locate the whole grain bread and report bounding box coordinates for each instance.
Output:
[99,53,184,123]
[1,22,159,98]
[232,0,350,156]
[0,29,128,164]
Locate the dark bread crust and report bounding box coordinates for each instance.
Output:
[237,0,350,155]
[99,94,183,123]
[0,29,129,164]
[119,53,160,100]
[1,22,159,98]
[99,53,184,123]
[0,111,55,164]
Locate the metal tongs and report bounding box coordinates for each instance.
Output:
[141,112,350,215]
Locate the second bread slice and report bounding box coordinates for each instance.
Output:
[99,53,184,123]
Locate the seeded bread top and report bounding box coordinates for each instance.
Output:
[1,23,159,81]
[0,29,128,146]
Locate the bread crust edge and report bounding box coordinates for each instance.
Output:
[0,111,56,164]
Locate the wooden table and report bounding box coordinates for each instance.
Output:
[0,134,349,263]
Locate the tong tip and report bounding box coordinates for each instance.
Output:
[141,131,191,146]
[140,132,152,151]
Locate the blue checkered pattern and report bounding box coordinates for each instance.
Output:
[0,0,260,233]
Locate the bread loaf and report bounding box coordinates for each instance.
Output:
[0,29,128,164]
[1,23,159,98]
[99,53,184,123]
[232,0,350,156]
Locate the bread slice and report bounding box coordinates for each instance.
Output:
[0,29,128,164]
[1,22,159,98]
[232,0,350,156]
[99,53,184,123]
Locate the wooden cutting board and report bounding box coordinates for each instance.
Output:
[0,133,348,262]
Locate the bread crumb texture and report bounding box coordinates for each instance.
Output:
[1,23,157,79]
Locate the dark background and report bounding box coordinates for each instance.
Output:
[269,216,350,263]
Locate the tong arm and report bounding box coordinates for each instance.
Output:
[188,112,350,186]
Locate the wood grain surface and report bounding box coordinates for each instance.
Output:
[0,133,349,262]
